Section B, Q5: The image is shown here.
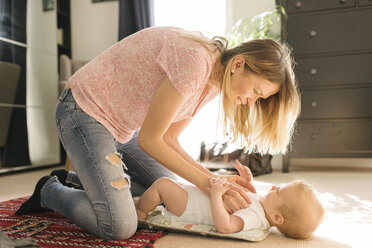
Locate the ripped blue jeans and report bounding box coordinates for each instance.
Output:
[42,88,175,240]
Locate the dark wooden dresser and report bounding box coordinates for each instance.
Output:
[277,0,372,172]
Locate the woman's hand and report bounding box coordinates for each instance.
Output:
[218,160,256,213]
[210,177,246,214]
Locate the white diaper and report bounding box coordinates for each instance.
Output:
[163,184,214,226]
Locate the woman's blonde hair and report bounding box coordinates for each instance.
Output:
[177,29,301,154]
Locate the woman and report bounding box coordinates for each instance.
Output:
[16,26,300,240]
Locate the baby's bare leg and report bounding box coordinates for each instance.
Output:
[136,177,188,220]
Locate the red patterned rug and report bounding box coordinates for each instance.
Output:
[0,197,166,248]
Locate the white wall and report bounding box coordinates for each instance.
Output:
[71,0,119,61]
[226,0,276,32]
[27,1,60,165]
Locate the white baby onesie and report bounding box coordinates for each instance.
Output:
[163,184,270,231]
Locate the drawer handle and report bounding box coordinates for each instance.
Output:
[310,68,317,75]
[311,101,318,107]
[295,1,302,8]
[309,30,317,37]
[339,0,347,3]
[311,133,318,140]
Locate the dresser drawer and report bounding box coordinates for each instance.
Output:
[292,119,372,152]
[295,53,372,87]
[286,0,355,13]
[300,87,372,119]
[359,0,372,6]
[286,9,372,55]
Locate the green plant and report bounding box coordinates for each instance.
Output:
[225,5,287,48]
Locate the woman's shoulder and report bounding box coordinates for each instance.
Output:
[130,26,184,40]
[129,26,213,58]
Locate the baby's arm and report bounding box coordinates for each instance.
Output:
[209,178,244,233]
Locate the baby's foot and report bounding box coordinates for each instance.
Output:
[136,208,147,221]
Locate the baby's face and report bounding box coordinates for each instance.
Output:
[260,182,298,211]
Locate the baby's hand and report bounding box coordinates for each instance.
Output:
[233,160,253,183]
[209,177,233,196]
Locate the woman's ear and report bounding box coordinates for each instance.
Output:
[232,56,246,72]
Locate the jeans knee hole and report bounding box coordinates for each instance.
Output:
[105,153,122,167]
[111,178,129,190]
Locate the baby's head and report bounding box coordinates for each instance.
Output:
[260,180,324,239]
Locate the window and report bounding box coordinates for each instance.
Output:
[154,0,226,36]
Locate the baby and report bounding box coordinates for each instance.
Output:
[136,162,324,239]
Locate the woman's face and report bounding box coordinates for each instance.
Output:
[230,57,280,107]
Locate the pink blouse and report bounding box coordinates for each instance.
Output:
[70,26,219,143]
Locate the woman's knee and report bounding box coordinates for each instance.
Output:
[96,187,138,240]
[112,220,137,240]
[99,213,138,240]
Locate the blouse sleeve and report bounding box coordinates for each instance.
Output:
[155,34,212,100]
[233,208,263,231]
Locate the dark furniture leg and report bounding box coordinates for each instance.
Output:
[282,155,289,173]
